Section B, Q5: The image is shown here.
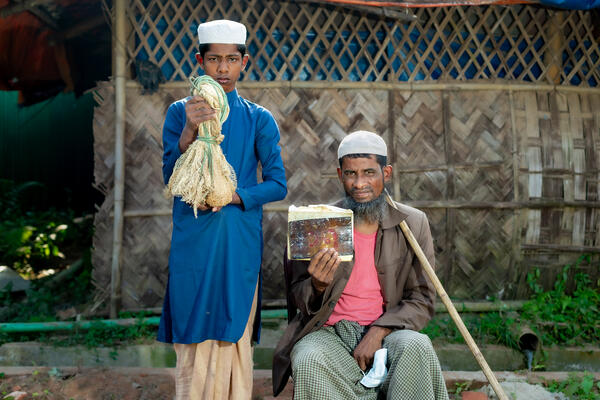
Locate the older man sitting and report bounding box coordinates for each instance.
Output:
[272,130,449,399]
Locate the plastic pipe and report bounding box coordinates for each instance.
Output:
[0,310,290,334]
[0,302,527,334]
[0,317,161,333]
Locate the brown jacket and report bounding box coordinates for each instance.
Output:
[272,198,437,395]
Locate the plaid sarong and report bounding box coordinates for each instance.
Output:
[291,320,449,400]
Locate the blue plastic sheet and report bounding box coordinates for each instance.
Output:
[135,1,598,85]
[538,0,600,9]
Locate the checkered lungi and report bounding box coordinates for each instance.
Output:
[291,320,449,400]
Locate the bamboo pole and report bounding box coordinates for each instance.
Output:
[404,200,600,209]
[117,300,526,317]
[110,0,127,319]
[129,80,600,94]
[388,90,401,201]
[116,199,600,218]
[442,92,456,291]
[385,191,509,400]
[521,243,600,253]
[544,11,564,85]
[509,89,525,296]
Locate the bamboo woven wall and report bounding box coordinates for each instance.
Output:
[92,1,600,309]
[92,83,600,307]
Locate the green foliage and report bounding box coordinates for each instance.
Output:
[0,179,92,276]
[0,316,157,349]
[0,251,94,324]
[471,311,519,348]
[118,310,154,319]
[423,311,520,350]
[424,256,599,348]
[80,318,156,348]
[545,373,600,400]
[422,314,463,343]
[522,256,600,346]
[0,180,159,348]
[0,179,95,326]
[40,317,157,349]
[450,381,471,396]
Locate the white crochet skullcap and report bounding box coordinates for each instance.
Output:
[338,130,387,159]
[197,20,247,45]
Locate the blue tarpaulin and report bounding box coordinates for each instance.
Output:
[135,0,599,85]
[538,0,600,8]
[316,0,600,9]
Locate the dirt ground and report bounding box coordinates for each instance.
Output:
[0,367,582,400]
[0,367,293,400]
[0,368,497,400]
[0,368,175,400]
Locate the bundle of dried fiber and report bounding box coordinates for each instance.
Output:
[165,75,237,216]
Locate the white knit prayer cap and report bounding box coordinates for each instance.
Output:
[197,20,247,45]
[338,130,387,159]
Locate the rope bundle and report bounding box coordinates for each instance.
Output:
[165,75,237,216]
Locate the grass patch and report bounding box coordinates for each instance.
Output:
[545,372,600,400]
[423,255,599,349]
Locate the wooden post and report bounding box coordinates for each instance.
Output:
[388,90,401,200]
[111,0,127,319]
[545,11,564,85]
[508,90,524,297]
[442,92,455,289]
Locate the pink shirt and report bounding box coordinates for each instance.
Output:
[325,229,384,326]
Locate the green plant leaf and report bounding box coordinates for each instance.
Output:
[580,374,594,394]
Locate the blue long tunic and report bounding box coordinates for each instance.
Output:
[157,89,287,344]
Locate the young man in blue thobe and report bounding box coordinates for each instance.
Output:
[157,20,287,399]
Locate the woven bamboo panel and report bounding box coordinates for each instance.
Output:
[449,91,513,202]
[91,83,116,304]
[92,85,600,309]
[242,87,389,201]
[393,91,445,170]
[261,211,287,300]
[451,209,517,299]
[125,1,599,86]
[391,90,449,286]
[91,190,113,307]
[423,208,449,290]
[92,83,187,309]
[119,85,180,309]
[392,91,446,204]
[394,90,517,298]
[245,87,390,299]
[512,91,600,296]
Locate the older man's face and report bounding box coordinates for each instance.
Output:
[337,155,392,203]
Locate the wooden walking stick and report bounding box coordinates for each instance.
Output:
[385,190,509,400]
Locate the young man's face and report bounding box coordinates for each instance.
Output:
[196,43,248,93]
[337,155,392,203]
